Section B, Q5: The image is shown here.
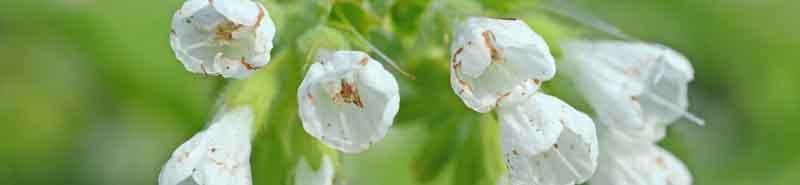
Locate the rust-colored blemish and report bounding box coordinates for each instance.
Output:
[512,149,520,156]
[240,57,258,70]
[631,96,641,103]
[307,93,315,103]
[482,31,500,62]
[458,89,465,95]
[624,68,641,76]
[655,157,666,168]
[495,91,512,107]
[359,57,369,66]
[338,80,364,109]
[452,60,462,69]
[452,47,464,67]
[254,5,265,28]
[532,79,541,85]
[458,79,473,92]
[553,144,559,149]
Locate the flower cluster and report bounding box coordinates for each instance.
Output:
[450,17,598,185]
[159,1,702,185]
[561,40,699,185]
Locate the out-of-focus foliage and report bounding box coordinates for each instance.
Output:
[0,0,798,185]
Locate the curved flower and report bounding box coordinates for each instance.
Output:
[170,0,276,79]
[294,155,335,185]
[561,40,698,141]
[297,50,400,153]
[450,17,556,113]
[498,92,598,185]
[590,126,692,185]
[159,106,255,185]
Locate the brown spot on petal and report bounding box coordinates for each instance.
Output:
[482,31,501,63]
[495,91,512,107]
[240,57,258,70]
[512,149,520,156]
[458,79,474,93]
[254,5,266,28]
[553,144,559,149]
[631,96,641,103]
[359,57,369,66]
[532,79,541,85]
[307,93,315,103]
[337,80,364,109]
[492,17,519,21]
[624,68,641,76]
[656,157,666,169]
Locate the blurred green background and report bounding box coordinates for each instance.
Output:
[1,0,798,185]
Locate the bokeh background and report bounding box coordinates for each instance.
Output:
[1,0,798,185]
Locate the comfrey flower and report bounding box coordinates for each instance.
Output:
[589,126,692,185]
[497,88,598,185]
[450,17,556,113]
[159,106,255,185]
[294,155,335,185]
[561,40,700,141]
[297,50,401,153]
[170,0,276,79]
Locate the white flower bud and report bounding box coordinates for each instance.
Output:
[590,126,692,185]
[561,40,700,141]
[297,50,400,153]
[450,17,556,113]
[158,106,255,185]
[170,0,276,79]
[498,92,598,185]
[294,155,335,185]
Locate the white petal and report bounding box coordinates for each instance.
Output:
[450,17,556,113]
[561,40,696,141]
[590,126,692,185]
[294,155,335,185]
[170,0,275,79]
[159,106,255,185]
[297,51,400,153]
[499,93,598,185]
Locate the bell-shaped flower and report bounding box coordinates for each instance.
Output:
[159,106,255,185]
[560,40,700,141]
[297,50,400,153]
[294,155,335,185]
[170,0,276,79]
[450,17,556,113]
[590,126,692,185]
[498,90,598,185]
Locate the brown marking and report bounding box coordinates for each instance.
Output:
[338,80,364,109]
[532,79,541,85]
[170,29,176,35]
[492,17,519,20]
[240,57,258,70]
[495,91,512,107]
[452,47,464,68]
[458,89,465,95]
[215,21,238,41]
[254,5,266,28]
[210,148,217,153]
[624,68,641,76]
[452,60,462,69]
[553,144,559,149]
[482,31,500,62]
[631,96,641,103]
[655,157,666,169]
[458,79,473,92]
[307,93,315,103]
[359,57,369,66]
[512,149,520,156]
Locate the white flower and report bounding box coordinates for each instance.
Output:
[294,155,335,185]
[561,40,700,141]
[498,92,598,185]
[450,17,556,113]
[590,126,692,185]
[297,50,400,153]
[170,0,276,79]
[159,106,255,185]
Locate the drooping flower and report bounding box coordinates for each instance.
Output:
[450,17,556,113]
[498,91,598,185]
[297,50,400,153]
[294,155,335,185]
[170,0,276,79]
[159,106,255,185]
[590,126,692,185]
[560,40,700,141]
